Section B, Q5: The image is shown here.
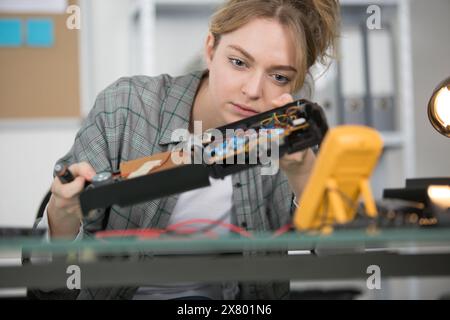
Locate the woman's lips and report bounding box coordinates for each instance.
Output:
[230,103,259,116]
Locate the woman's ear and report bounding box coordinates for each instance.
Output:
[204,32,216,69]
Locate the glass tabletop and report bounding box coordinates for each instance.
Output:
[1,226,450,255]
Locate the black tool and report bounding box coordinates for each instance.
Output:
[54,162,75,184]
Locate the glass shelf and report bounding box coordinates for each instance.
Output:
[2,227,450,255]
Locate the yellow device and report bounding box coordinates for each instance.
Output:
[293,125,383,231]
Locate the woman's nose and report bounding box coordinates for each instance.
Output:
[241,72,263,100]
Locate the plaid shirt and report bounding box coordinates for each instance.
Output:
[57,70,294,299]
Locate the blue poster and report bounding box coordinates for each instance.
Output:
[0,19,22,47]
[26,19,54,47]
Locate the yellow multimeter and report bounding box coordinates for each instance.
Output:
[293,125,383,231]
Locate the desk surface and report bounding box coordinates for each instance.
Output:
[2,226,450,255]
[1,227,450,289]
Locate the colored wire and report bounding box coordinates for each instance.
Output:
[95,215,253,239]
[165,226,219,239]
[271,223,293,238]
[286,106,301,117]
[95,228,165,239]
[166,219,253,238]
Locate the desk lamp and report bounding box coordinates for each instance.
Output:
[428,77,450,137]
[427,77,450,208]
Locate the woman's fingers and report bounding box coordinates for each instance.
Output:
[271,93,294,108]
[68,162,96,181]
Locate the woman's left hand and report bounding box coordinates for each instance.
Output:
[270,93,314,176]
[270,93,316,198]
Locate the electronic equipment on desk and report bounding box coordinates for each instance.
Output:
[293,125,384,234]
[291,126,450,233]
[382,178,450,228]
[78,99,328,216]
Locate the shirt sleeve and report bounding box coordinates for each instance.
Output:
[54,79,135,235]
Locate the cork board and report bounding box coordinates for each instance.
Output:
[0,0,79,118]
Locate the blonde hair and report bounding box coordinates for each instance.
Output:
[209,0,340,91]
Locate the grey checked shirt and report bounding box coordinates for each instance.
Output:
[56,70,295,299]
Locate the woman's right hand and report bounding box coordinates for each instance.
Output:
[47,162,96,239]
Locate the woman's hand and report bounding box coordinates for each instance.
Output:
[47,162,96,239]
[270,93,316,198]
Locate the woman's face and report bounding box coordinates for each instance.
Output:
[205,18,298,125]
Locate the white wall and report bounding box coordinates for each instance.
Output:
[0,121,80,227]
[153,4,213,76]
[83,0,134,114]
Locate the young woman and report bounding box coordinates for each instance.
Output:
[41,0,340,299]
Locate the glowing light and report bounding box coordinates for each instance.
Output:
[427,185,450,208]
[435,87,450,126]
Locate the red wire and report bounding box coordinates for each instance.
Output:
[271,223,293,238]
[95,228,165,239]
[166,218,253,238]
[168,226,219,239]
[96,219,292,240]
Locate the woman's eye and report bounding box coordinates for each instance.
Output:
[229,58,247,68]
[272,74,290,84]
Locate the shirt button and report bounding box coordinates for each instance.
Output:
[235,183,242,188]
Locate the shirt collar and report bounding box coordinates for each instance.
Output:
[158,70,206,146]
